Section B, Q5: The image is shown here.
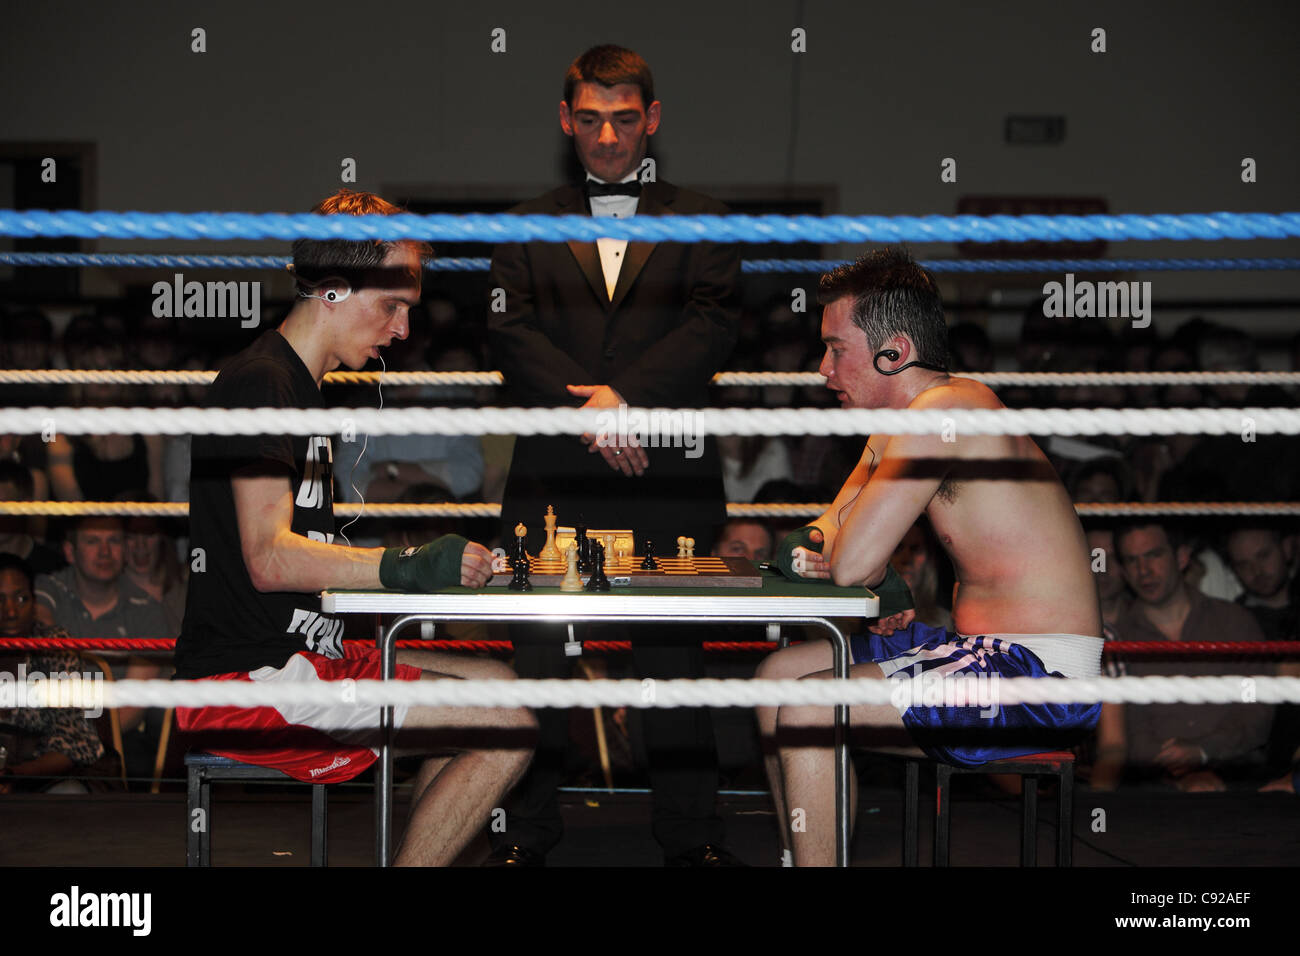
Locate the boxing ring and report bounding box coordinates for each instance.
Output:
[3,205,1300,867]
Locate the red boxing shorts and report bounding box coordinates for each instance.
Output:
[176,645,423,784]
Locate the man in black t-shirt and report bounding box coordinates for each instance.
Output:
[174,189,534,867]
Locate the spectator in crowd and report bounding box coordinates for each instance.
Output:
[888,520,952,630]
[1108,521,1272,790]
[947,322,992,373]
[0,310,59,407]
[1068,457,1131,504]
[33,514,171,784]
[121,495,187,639]
[0,554,117,793]
[48,317,165,503]
[1224,525,1300,780]
[712,518,773,564]
[1086,523,1129,789]
[0,461,64,574]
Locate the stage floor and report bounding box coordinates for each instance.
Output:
[2,784,1296,867]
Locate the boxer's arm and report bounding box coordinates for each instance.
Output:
[827,429,948,589]
[233,469,383,593]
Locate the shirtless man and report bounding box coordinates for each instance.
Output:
[756,249,1102,866]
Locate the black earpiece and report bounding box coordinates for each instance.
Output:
[872,349,949,376]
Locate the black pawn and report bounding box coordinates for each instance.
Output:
[508,552,533,591]
[586,542,610,592]
[640,539,656,570]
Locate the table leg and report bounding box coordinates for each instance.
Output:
[805,618,851,868]
[376,614,393,867]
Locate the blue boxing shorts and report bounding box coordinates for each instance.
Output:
[850,622,1101,767]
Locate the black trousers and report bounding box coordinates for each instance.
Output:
[489,621,725,857]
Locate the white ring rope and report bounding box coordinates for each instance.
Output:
[3,368,1299,388]
[3,405,1300,437]
[3,501,1299,519]
[20,674,1300,713]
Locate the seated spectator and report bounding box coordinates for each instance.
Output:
[33,514,172,785]
[712,518,773,564]
[1068,457,1131,504]
[47,320,165,503]
[0,461,65,574]
[1108,521,1272,790]
[1085,524,1131,635]
[0,555,118,793]
[947,322,992,373]
[888,520,952,630]
[1086,524,1130,790]
[122,496,188,639]
[1224,525,1300,779]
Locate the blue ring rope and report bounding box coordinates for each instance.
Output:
[2,209,1298,243]
[2,252,1297,274]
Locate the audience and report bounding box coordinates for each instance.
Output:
[0,555,118,793]
[33,514,172,785]
[1107,521,1272,790]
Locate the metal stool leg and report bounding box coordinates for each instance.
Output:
[199,773,212,867]
[311,783,328,867]
[186,764,201,866]
[1057,763,1073,867]
[934,763,951,867]
[903,759,919,866]
[1021,775,1038,867]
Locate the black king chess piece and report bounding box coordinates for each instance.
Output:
[508,551,533,591]
[585,541,611,592]
[640,539,656,570]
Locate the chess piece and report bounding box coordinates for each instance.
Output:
[515,526,529,567]
[579,528,595,572]
[685,537,695,559]
[560,543,583,592]
[540,506,561,561]
[585,542,611,592]
[602,533,617,567]
[508,552,533,591]
[676,535,687,558]
[641,540,656,570]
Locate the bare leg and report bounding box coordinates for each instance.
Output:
[390,651,537,866]
[777,663,909,867]
[754,640,836,855]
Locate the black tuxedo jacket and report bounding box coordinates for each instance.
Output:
[487,180,741,551]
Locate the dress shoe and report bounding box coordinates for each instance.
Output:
[664,843,747,867]
[482,844,546,867]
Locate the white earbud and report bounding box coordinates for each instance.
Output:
[295,275,352,303]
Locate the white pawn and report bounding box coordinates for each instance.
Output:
[677,535,687,558]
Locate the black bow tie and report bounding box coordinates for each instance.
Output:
[585,180,642,199]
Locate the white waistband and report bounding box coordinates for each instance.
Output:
[956,633,1103,679]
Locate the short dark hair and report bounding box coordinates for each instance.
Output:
[817,248,948,369]
[291,189,432,294]
[564,45,654,109]
[1115,520,1185,558]
[0,460,34,498]
[0,553,35,591]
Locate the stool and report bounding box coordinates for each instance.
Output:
[185,752,328,867]
[890,750,1075,867]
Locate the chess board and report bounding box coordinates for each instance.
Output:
[488,554,762,588]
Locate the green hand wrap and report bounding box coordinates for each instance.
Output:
[872,563,914,618]
[775,525,823,581]
[379,534,469,592]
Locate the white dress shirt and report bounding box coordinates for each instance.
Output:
[586,172,640,299]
